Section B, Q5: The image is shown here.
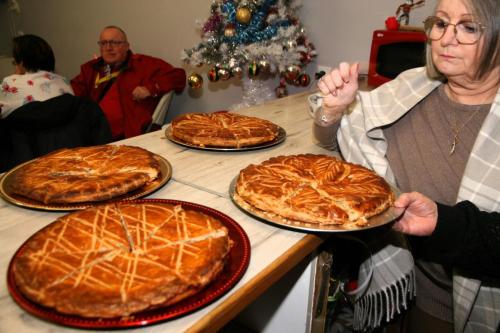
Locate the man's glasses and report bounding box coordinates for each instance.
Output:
[423,16,485,45]
[97,40,126,47]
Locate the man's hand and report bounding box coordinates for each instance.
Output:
[132,86,151,101]
[392,192,438,236]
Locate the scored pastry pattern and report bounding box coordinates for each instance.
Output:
[13,202,230,318]
[236,154,394,226]
[171,112,279,148]
[9,145,160,204]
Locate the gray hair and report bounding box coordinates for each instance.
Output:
[101,25,128,42]
[426,0,499,81]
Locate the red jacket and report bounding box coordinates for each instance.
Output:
[71,52,186,138]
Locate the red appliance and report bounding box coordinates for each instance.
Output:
[368,29,427,87]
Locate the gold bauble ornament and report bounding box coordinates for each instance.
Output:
[224,24,236,37]
[258,59,270,73]
[218,68,231,81]
[285,64,301,83]
[232,66,243,79]
[259,59,271,73]
[286,39,297,49]
[236,7,252,24]
[187,73,203,89]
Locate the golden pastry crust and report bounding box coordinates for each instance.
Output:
[171,112,279,148]
[235,154,394,226]
[9,145,160,204]
[12,202,231,318]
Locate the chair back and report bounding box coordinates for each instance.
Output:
[146,91,174,132]
[0,94,112,172]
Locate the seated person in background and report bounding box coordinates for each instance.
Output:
[0,34,74,119]
[71,25,186,140]
[0,34,111,172]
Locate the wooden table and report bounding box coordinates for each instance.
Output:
[0,91,334,333]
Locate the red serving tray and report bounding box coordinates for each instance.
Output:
[7,199,251,329]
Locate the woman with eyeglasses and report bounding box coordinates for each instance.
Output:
[0,34,73,119]
[309,0,499,332]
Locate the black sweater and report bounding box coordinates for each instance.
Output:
[0,94,112,172]
[415,201,500,280]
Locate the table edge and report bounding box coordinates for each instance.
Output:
[186,233,326,333]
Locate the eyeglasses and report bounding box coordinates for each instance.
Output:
[97,40,126,47]
[423,16,485,45]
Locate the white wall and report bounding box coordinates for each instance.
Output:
[13,0,436,121]
[300,0,435,73]
[0,7,12,56]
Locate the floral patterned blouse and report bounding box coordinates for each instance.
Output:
[0,70,74,118]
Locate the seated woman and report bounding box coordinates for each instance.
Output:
[0,35,111,173]
[0,34,73,119]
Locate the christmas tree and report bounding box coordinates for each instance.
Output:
[181,0,316,105]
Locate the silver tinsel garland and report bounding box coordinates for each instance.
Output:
[229,76,276,110]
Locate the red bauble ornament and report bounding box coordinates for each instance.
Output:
[279,78,286,86]
[208,67,219,82]
[298,73,310,87]
[287,16,299,25]
[299,51,307,62]
[345,279,358,292]
[300,51,313,64]
[385,16,399,31]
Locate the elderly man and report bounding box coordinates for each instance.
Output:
[71,26,186,139]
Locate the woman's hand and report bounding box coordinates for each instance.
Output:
[392,192,438,236]
[317,62,359,123]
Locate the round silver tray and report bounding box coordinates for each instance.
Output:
[229,177,404,233]
[165,125,286,151]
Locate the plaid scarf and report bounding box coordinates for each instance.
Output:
[312,67,500,332]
